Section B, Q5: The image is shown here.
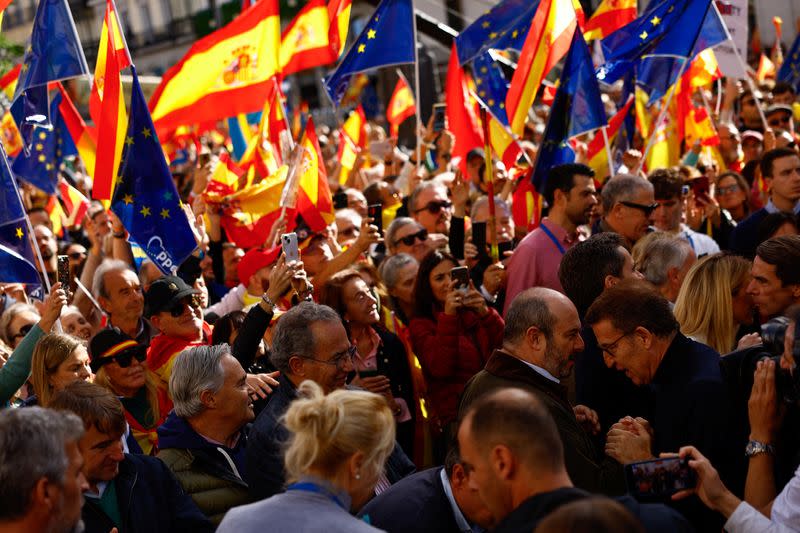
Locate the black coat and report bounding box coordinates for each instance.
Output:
[729,207,769,258]
[81,454,214,533]
[358,468,462,533]
[245,373,416,501]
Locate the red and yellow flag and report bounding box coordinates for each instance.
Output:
[327,0,352,59]
[149,0,281,137]
[337,105,365,184]
[0,65,23,157]
[583,0,637,41]
[239,81,288,178]
[297,118,334,232]
[59,180,90,228]
[280,0,336,77]
[510,167,542,231]
[386,76,415,137]
[57,83,97,178]
[586,95,633,181]
[45,195,65,238]
[90,0,130,200]
[756,54,775,82]
[445,43,483,171]
[506,0,577,137]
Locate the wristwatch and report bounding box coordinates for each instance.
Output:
[745,440,775,457]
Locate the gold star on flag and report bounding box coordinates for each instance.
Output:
[489,32,497,39]
[475,78,482,85]
[367,29,376,39]
[651,16,661,26]
[140,206,151,217]
[45,163,53,170]
[639,31,648,40]
[667,5,674,12]
[160,208,170,219]
[125,136,134,146]
[488,99,495,106]
[499,103,505,109]
[512,30,519,39]
[358,43,366,53]
[482,21,490,29]
[479,90,486,97]
[35,143,43,151]
[142,127,152,138]
[15,227,23,238]
[123,194,134,205]
[38,154,45,162]
[20,63,28,74]
[38,132,46,140]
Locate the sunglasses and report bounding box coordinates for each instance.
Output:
[716,184,740,196]
[394,228,428,247]
[414,200,452,215]
[167,298,193,317]
[619,201,659,216]
[11,323,34,342]
[67,251,86,260]
[93,346,147,371]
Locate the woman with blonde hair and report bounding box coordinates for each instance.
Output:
[674,254,760,354]
[218,380,395,532]
[29,332,91,407]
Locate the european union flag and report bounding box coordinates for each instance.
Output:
[11,0,89,150]
[472,52,510,127]
[778,33,800,91]
[532,31,606,192]
[324,0,414,107]
[12,91,76,195]
[111,67,197,275]
[455,0,538,65]
[0,144,41,291]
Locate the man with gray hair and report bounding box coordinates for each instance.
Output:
[0,407,88,533]
[157,344,255,524]
[245,302,415,500]
[91,258,155,346]
[636,235,697,304]
[596,174,657,248]
[459,287,627,495]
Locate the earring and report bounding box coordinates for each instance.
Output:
[355,472,361,480]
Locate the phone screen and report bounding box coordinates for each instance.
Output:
[333,191,348,210]
[367,204,383,236]
[433,104,446,132]
[450,266,469,293]
[624,457,696,500]
[281,233,300,263]
[691,176,710,197]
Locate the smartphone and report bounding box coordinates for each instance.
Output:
[471,221,488,258]
[281,233,300,263]
[367,204,383,236]
[450,266,470,293]
[333,190,348,210]
[498,240,515,258]
[57,255,72,299]
[432,103,447,132]
[624,457,697,500]
[368,140,393,159]
[690,176,710,197]
[358,369,380,379]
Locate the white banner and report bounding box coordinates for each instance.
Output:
[714,0,749,79]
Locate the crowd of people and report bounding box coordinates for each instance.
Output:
[1,71,800,533]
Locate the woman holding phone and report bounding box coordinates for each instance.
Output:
[408,250,504,459]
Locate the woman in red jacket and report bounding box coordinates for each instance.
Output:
[409,250,504,458]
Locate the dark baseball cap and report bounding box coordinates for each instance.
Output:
[88,327,145,373]
[144,275,198,317]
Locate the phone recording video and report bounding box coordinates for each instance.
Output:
[367,204,383,236]
[624,457,696,500]
[450,266,470,294]
[432,103,447,132]
[57,255,72,300]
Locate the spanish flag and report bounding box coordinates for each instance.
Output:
[583,0,637,42]
[297,118,334,232]
[280,0,336,77]
[0,65,23,157]
[90,0,130,200]
[45,195,65,238]
[387,77,415,137]
[149,0,281,137]
[338,105,365,184]
[328,0,352,59]
[445,43,482,171]
[59,179,90,228]
[57,83,97,178]
[586,96,633,182]
[506,0,577,137]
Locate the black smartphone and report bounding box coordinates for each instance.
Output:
[624,457,697,500]
[358,369,380,379]
[333,190,348,210]
[691,176,710,197]
[471,221,488,258]
[432,103,447,132]
[281,233,300,263]
[57,255,72,299]
[367,204,383,236]
[498,240,515,258]
[450,266,469,293]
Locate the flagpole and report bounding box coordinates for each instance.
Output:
[480,106,499,263]
[411,0,422,169]
[637,57,690,174]
[470,90,532,166]
[601,125,614,180]
[109,0,132,63]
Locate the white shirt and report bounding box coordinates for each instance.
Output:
[724,465,800,532]
[680,224,720,257]
[517,358,560,384]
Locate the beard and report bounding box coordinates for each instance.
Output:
[544,341,573,380]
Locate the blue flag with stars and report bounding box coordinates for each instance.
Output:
[324,0,414,107]
[455,0,538,65]
[0,144,41,292]
[12,91,76,195]
[11,0,89,151]
[472,52,510,127]
[532,30,606,192]
[778,33,800,92]
[111,67,197,275]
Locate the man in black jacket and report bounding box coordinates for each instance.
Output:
[245,302,415,500]
[457,388,691,533]
[49,381,213,533]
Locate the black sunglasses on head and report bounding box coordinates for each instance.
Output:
[11,323,34,341]
[414,200,452,215]
[619,200,659,216]
[394,228,428,246]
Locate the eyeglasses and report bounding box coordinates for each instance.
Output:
[300,345,357,371]
[67,251,87,260]
[619,201,659,216]
[598,331,632,358]
[167,298,193,317]
[11,323,34,342]
[768,115,791,127]
[414,200,452,215]
[394,228,428,247]
[716,184,740,196]
[93,346,147,370]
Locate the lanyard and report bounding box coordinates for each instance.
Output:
[286,481,348,510]
[540,223,566,255]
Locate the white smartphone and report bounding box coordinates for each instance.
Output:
[281,232,300,263]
